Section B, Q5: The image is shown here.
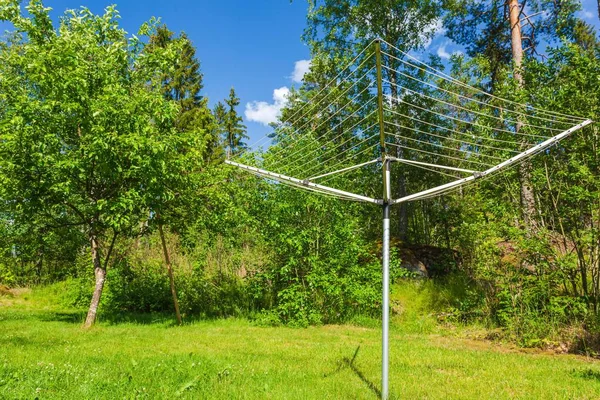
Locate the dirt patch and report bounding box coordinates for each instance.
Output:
[7,287,31,297]
[0,285,14,297]
[0,287,32,307]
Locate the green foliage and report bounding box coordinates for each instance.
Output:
[247,188,387,326]
[0,263,16,287]
[0,2,214,324]
[0,2,179,232]
[57,231,257,318]
[304,0,440,53]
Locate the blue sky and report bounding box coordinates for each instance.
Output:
[1,0,599,146]
[1,0,311,144]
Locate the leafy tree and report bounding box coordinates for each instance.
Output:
[303,0,440,53]
[0,1,190,326]
[524,42,600,308]
[442,0,580,90]
[441,0,581,231]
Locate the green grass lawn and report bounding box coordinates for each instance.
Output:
[1,288,600,399]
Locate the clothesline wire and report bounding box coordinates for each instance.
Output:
[379,55,578,128]
[299,132,379,180]
[384,93,550,139]
[264,71,375,167]
[381,39,587,122]
[381,73,569,133]
[284,119,378,178]
[318,144,380,186]
[268,96,376,172]
[246,46,376,150]
[384,140,493,168]
[383,119,520,155]
[385,130,504,163]
[382,106,534,147]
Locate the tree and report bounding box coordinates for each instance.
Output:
[147,25,203,111]
[147,25,220,163]
[442,0,580,231]
[217,88,248,158]
[573,19,600,52]
[506,0,537,230]
[443,2,511,90]
[0,1,188,327]
[443,0,580,91]
[145,24,219,325]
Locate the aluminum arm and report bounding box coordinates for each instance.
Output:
[391,119,593,204]
[225,160,380,204]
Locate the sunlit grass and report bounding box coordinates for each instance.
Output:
[1,286,600,399]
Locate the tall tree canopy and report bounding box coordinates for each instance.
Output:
[442,0,581,90]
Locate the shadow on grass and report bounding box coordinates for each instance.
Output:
[39,311,86,323]
[33,308,229,328]
[0,309,85,324]
[98,312,240,327]
[325,345,381,399]
[573,368,600,382]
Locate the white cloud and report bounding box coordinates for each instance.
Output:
[436,41,462,60]
[437,42,451,59]
[291,59,311,83]
[581,10,594,20]
[245,87,290,126]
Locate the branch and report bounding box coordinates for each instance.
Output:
[103,229,118,271]
[63,201,88,225]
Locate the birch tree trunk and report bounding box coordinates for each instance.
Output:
[508,0,538,231]
[84,233,105,328]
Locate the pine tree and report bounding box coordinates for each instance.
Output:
[148,26,203,112]
[213,100,227,138]
[573,19,600,52]
[147,25,220,162]
[220,88,248,158]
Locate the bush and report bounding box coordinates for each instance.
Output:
[0,263,16,288]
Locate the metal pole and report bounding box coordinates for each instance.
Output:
[375,39,388,197]
[382,158,391,400]
[376,37,391,400]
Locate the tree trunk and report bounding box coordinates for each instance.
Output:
[508,0,537,231]
[84,234,105,328]
[159,223,183,325]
